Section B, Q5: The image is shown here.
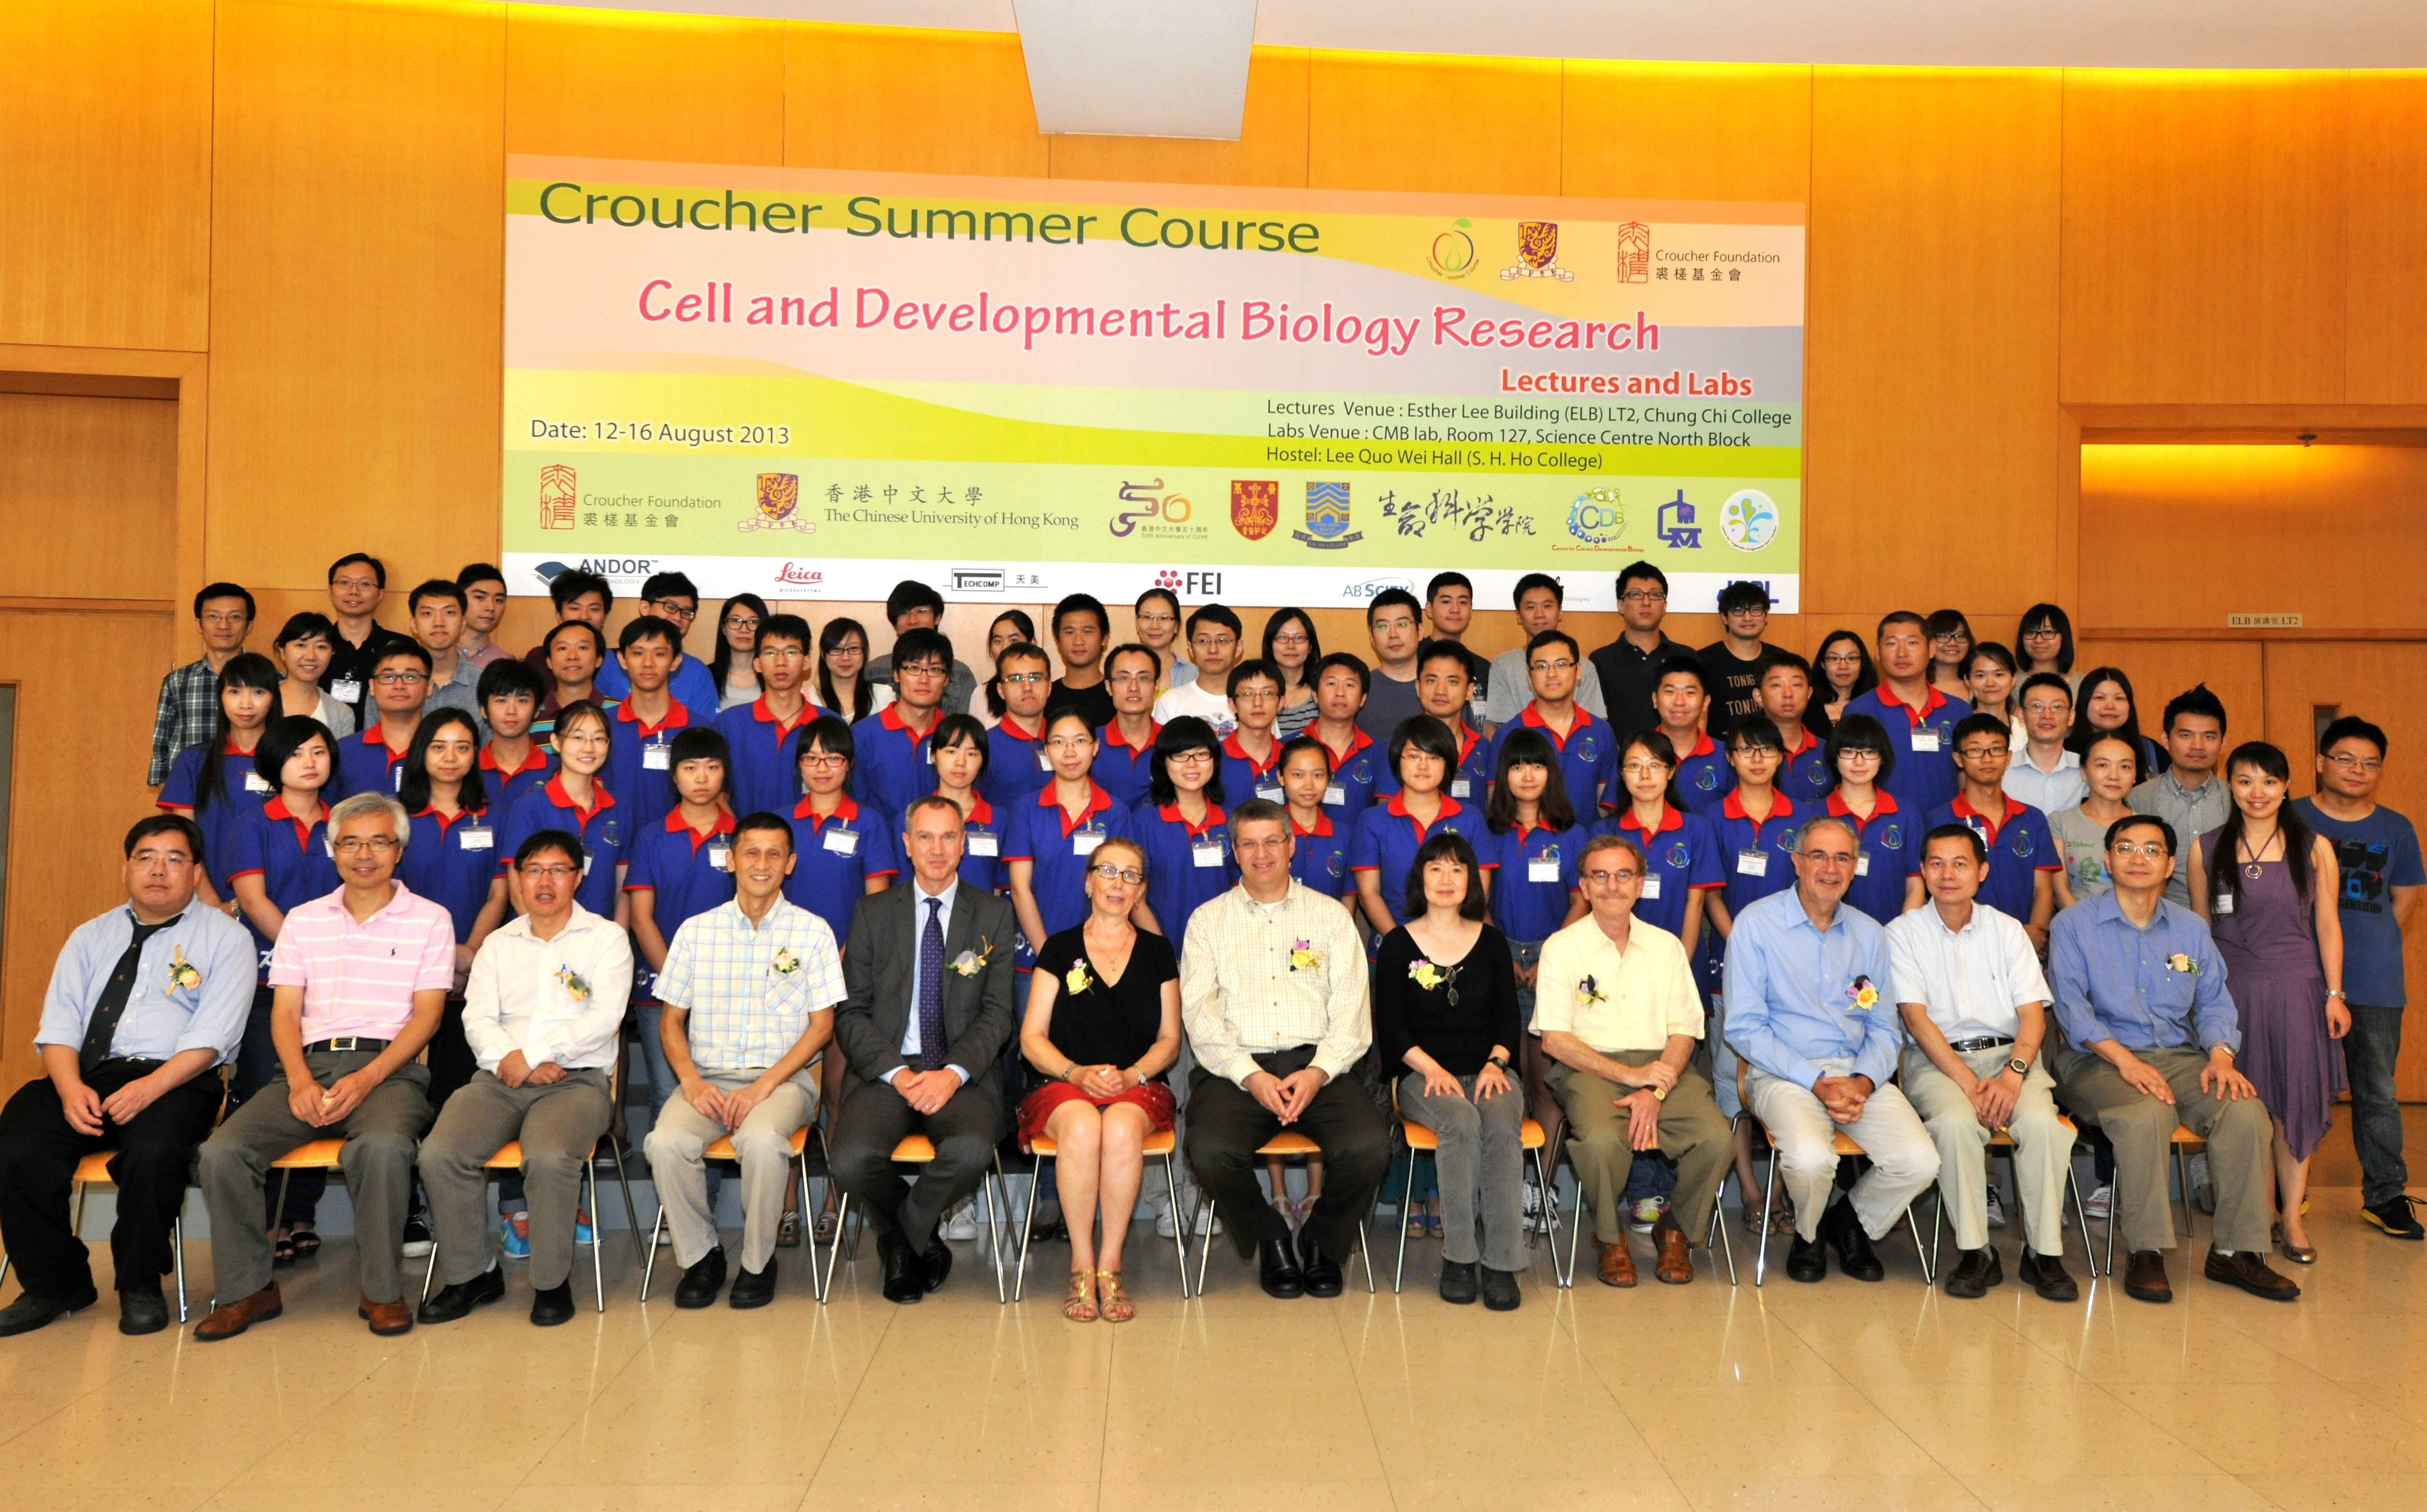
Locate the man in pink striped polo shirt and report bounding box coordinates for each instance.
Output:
[195,792,453,1340]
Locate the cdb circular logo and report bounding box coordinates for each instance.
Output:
[1567,488,1623,545]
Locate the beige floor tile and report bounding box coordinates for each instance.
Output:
[525,1388,839,1485]
[2,1390,305,1487]
[2016,1299,2331,1385]
[1391,1474,1692,1510]
[1668,1473,1987,1511]
[1096,1479,1393,1512]
[256,1384,597,1486]
[495,1486,805,1512]
[1860,1375,2217,1478]
[0,1490,216,1512]
[1098,1373,1385,1482]
[1957,1472,2277,1512]
[1627,1383,1942,1479]
[193,1487,511,1512]
[2109,1380,2427,1475]
[812,1384,1106,1484]
[802,1484,1096,1512]
[1358,1375,1654,1479]
[2236,1472,2427,1509]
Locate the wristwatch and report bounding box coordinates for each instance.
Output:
[1488,1052,1512,1070]
[2005,1057,2031,1078]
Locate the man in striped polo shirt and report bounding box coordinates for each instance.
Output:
[195,792,453,1340]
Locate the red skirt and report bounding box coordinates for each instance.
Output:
[1017,1080,1177,1149]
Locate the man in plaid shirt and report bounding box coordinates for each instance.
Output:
[148,583,256,787]
[644,811,842,1310]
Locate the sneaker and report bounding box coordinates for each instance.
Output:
[400,1212,434,1259]
[1629,1197,1667,1235]
[1155,1204,1179,1240]
[1984,1186,2008,1231]
[940,1201,980,1242]
[575,1210,594,1245]
[1522,1178,1549,1235]
[2084,1184,2113,1220]
[1196,1205,1222,1238]
[2187,1153,2215,1214]
[2362,1194,2427,1240]
[499,1210,532,1259]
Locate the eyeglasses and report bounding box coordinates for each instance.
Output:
[1136,611,1176,627]
[1931,630,1969,644]
[1620,590,1667,605]
[648,600,699,623]
[1271,631,1309,648]
[1581,869,1639,886]
[1110,670,1155,685]
[1956,744,2008,759]
[1166,750,1215,765]
[1193,633,1238,648]
[1001,671,1047,684]
[2021,627,2061,642]
[801,752,848,769]
[2022,699,2070,716]
[1620,761,1669,778]
[2325,753,2385,773]
[1801,848,1857,865]
[521,864,579,880]
[2110,841,2169,858]
[333,835,400,855]
[374,671,425,686]
[1529,658,1576,673]
[1087,863,1145,884]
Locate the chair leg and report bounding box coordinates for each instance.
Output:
[1904,1203,1934,1287]
[70,1182,86,1238]
[1530,1145,1563,1285]
[988,1152,1009,1305]
[1929,1183,1944,1280]
[1193,1192,1216,1298]
[1159,1152,1189,1298]
[1392,1143,1418,1294]
[1709,1159,1738,1287]
[2175,1145,2194,1248]
[795,1149,821,1304]
[637,1204,668,1301]
[1015,1152,1046,1303]
[1562,1149,1587,1288]
[1755,1141,1778,1287]
[586,1162,606,1312]
[2067,1169,2097,1277]
[609,1134,647,1269]
[1355,1201,1376,1295]
[420,1235,441,1305]
[172,1209,189,1322]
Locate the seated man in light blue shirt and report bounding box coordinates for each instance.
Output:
[2046,812,2298,1305]
[1725,815,1938,1284]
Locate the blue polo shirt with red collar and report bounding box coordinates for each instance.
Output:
[1378,720,1495,805]
[402,805,502,950]
[1219,730,1286,808]
[1004,782,1134,938]
[498,774,628,918]
[160,739,271,900]
[337,723,413,800]
[1313,724,1385,827]
[1927,793,2059,924]
[781,794,901,946]
[224,796,340,979]
[625,807,738,1002]
[1604,802,1725,943]
[715,695,828,820]
[1711,789,1803,920]
[1828,790,1918,925]
[1289,810,1351,898]
[957,793,1009,892]
[1669,730,1736,819]
[1477,818,1584,944]
[1490,704,1619,816]
[477,741,556,817]
[851,704,941,820]
[601,696,696,837]
[982,713,1053,813]
[1843,684,1962,819]
[1132,800,1237,955]
[1090,718,1162,812]
[1349,792,1488,929]
[1779,724,1835,809]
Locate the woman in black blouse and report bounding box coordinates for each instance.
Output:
[1018,837,1182,1323]
[1375,832,1525,1310]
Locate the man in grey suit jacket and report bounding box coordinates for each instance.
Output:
[832,794,1018,1303]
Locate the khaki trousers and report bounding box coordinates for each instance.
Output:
[1548,1054,1730,1247]
[2048,1043,2272,1254]
[1745,1058,1939,1243]
[1900,1045,2069,1255]
[419,1068,612,1289]
[643,1069,816,1272]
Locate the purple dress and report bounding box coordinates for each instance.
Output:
[2203,827,2346,1159]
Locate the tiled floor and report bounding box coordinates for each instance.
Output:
[4,1181,2423,1512]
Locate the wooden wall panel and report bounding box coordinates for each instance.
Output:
[0,394,178,603]
[1307,52,1561,196]
[2072,638,2265,750]
[507,8,785,165]
[1048,50,1310,188]
[0,608,175,1091]
[783,24,1045,177]
[206,0,507,592]
[0,0,213,353]
[2346,74,2427,404]
[2060,71,2348,405]
[1805,69,2063,618]
[1561,63,1812,202]
[2078,443,2427,631]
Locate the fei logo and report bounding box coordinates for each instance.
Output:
[539,464,576,530]
[1154,569,1224,598]
[1656,490,1702,549]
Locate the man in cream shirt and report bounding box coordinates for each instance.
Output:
[418,829,633,1327]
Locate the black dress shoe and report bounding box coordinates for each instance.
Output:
[1822,1199,1884,1282]
[2017,1249,2078,1302]
[1479,1267,1521,1311]
[674,1247,728,1308]
[418,1264,507,1324]
[1784,1234,1828,1283]
[1944,1247,2001,1299]
[0,1286,95,1337]
[529,1282,576,1326]
[729,1260,777,1309]
[922,1235,953,1294]
[1297,1231,1345,1298]
[1258,1235,1304,1298]
[1438,1259,1478,1305]
[118,1288,169,1336]
[878,1229,925,1305]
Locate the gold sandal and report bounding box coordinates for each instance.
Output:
[1062,1269,1098,1323]
[1095,1270,1133,1323]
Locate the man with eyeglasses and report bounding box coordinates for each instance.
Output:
[2002,673,2085,815]
[865,579,978,717]
[1180,800,1386,1298]
[323,552,415,732]
[338,642,436,797]
[1489,629,1618,818]
[1533,833,1730,1287]
[853,628,954,819]
[595,570,721,714]
[1354,589,1427,743]
[149,582,258,788]
[1725,815,1939,1284]
[983,641,1057,811]
[1153,604,1246,736]
[715,613,825,818]
[2046,813,2296,1302]
[2294,716,2426,1240]
[1488,573,1608,727]
[1587,561,1687,739]
[195,793,452,1339]
[419,830,631,1326]
[1093,643,1166,810]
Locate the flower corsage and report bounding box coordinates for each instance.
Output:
[1577,973,1608,1008]
[556,965,593,1001]
[1065,959,1093,995]
[771,950,801,978]
[1408,958,1449,992]
[2166,952,2199,976]
[166,946,202,993]
[1845,974,1880,1012]
[1289,939,1321,972]
[951,938,996,977]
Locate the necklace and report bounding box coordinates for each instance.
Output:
[2240,827,2282,880]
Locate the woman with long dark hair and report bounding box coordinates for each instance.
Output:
[1924,608,1974,706]
[707,592,770,711]
[2189,742,2347,1263]
[1811,629,1876,737]
[2066,666,2163,775]
[2015,602,2078,692]
[397,707,497,1122]
[159,652,282,909]
[816,617,893,724]
[1262,608,1323,741]
[1478,727,1588,1134]
[1125,716,1234,956]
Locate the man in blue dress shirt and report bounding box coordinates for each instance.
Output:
[1725,814,1939,1284]
[0,817,254,1337]
[2046,812,2298,1304]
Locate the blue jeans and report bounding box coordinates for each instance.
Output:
[2346,1005,2408,1207]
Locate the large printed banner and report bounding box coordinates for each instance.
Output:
[504,156,1804,612]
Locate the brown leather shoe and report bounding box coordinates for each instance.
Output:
[358,1293,415,1336]
[193,1283,282,1342]
[2204,1246,2300,1302]
[2122,1249,2171,1304]
[1596,1239,1639,1287]
[1652,1222,1693,1285]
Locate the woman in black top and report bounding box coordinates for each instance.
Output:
[1018,837,1181,1323]
[1374,832,1526,1310]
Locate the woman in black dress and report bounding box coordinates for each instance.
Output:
[1018,837,1182,1322]
[1374,832,1526,1309]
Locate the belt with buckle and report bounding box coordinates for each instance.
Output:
[1944,1035,2016,1054]
[304,1037,391,1054]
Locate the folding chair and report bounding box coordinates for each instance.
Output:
[1923,1113,2100,1278]
[2093,1122,2206,1279]
[819,1134,1012,1303]
[1542,1105,1739,1290]
[1735,1061,1934,1287]
[1390,1085,1560,1293]
[1191,1131,1375,1296]
[639,1121,827,1301]
[0,1150,197,1322]
[1012,1127,1191,1299]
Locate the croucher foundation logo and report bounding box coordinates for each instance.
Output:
[539,464,577,530]
[738,473,814,534]
[1616,221,1652,284]
[1502,221,1574,282]
[1230,480,1279,542]
[1294,481,1361,549]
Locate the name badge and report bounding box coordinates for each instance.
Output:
[392,767,405,792]
[1193,840,1225,869]
[1073,831,1105,856]
[1450,779,1472,799]
[1323,783,1346,806]
[967,832,998,857]
[1527,857,1561,884]
[1256,783,1283,803]
[581,855,593,878]
[1640,873,1662,898]
[1737,848,1768,877]
[323,836,336,857]
[707,841,731,871]
[823,827,859,856]
[244,770,273,794]
[330,678,361,703]
[1911,730,1941,753]
[2212,890,2235,915]
[1037,748,1053,771]
[925,743,935,765]
[1855,850,1871,877]
[460,824,494,851]
[1469,694,1487,712]
[642,743,671,769]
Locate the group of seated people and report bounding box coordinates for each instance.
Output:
[0,555,2410,1338]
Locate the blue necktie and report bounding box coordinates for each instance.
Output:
[916,897,946,1072]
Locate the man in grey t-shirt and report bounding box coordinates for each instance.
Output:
[2127,685,2230,908]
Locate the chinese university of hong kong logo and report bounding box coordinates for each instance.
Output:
[539,464,576,530]
[1616,221,1652,284]
[1502,221,1574,282]
[1230,480,1279,542]
[1294,481,1360,549]
[738,473,814,534]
